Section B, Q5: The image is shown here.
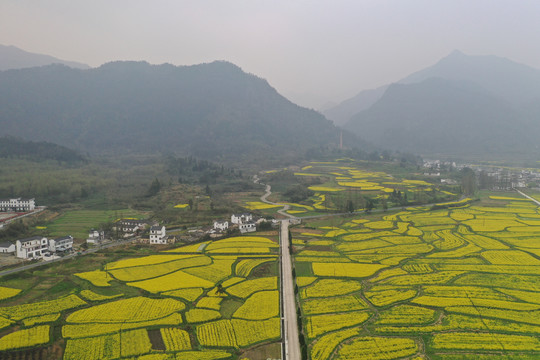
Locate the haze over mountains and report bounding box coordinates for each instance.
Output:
[0,59,351,160]
[2,44,540,160]
[0,44,90,71]
[324,50,540,157]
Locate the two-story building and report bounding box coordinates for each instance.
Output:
[231,213,253,225]
[213,220,229,231]
[230,213,257,234]
[149,225,167,244]
[0,198,36,212]
[115,219,147,237]
[87,229,105,244]
[239,222,256,233]
[16,236,49,259]
[49,235,73,253]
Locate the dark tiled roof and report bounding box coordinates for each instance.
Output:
[18,236,45,242]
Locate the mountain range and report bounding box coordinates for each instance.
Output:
[324,50,540,157]
[0,59,354,160]
[3,44,539,160]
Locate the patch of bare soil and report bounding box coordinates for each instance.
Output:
[240,342,282,360]
[147,329,166,350]
[0,255,21,268]
[0,343,63,360]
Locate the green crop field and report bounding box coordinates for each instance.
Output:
[46,209,147,240]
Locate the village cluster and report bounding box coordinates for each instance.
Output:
[0,235,73,259]
[423,160,540,189]
[0,196,273,262]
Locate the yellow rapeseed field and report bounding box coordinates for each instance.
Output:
[74,270,113,287]
[0,294,86,321]
[79,289,122,301]
[161,287,203,302]
[0,325,50,351]
[431,332,540,351]
[311,262,387,278]
[334,336,418,359]
[161,328,191,351]
[226,277,277,298]
[63,313,183,338]
[109,255,212,282]
[235,258,274,277]
[186,308,221,323]
[306,311,369,338]
[232,290,278,320]
[301,278,362,298]
[66,296,185,323]
[0,286,21,301]
[302,294,368,315]
[127,270,214,293]
[310,328,362,360]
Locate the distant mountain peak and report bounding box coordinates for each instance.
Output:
[448,49,466,56]
[0,44,90,71]
[340,52,540,158]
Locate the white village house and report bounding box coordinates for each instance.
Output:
[231,213,256,233]
[86,229,105,244]
[16,236,49,259]
[213,220,229,231]
[0,241,15,254]
[149,225,167,244]
[115,219,147,237]
[49,235,74,253]
[239,222,256,233]
[16,235,74,259]
[231,213,253,224]
[0,198,35,212]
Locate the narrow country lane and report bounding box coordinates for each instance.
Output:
[0,238,134,278]
[516,189,540,206]
[280,219,301,360]
[253,175,295,219]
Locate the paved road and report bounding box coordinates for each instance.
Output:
[280,219,301,360]
[254,175,295,219]
[0,238,135,278]
[516,189,540,206]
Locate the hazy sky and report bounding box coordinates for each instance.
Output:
[1,0,540,108]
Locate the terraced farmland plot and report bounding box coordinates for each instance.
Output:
[0,234,281,359]
[260,160,459,216]
[294,195,540,359]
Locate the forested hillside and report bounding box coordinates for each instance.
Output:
[328,51,540,158]
[0,61,357,160]
[0,136,86,163]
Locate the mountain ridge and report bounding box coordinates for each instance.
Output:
[0,60,359,160]
[344,76,538,157]
[323,50,540,126]
[0,44,90,70]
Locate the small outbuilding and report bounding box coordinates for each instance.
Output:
[0,241,15,254]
